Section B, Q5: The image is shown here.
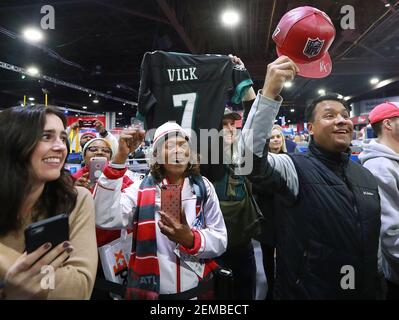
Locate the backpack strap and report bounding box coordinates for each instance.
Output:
[188,175,209,228]
[189,174,208,204]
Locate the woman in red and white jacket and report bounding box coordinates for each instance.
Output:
[72,137,136,247]
[93,122,227,299]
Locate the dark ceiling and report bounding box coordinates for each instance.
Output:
[1,0,399,126]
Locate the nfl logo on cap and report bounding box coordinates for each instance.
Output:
[272,6,336,78]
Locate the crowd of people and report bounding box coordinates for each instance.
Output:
[0,54,398,301]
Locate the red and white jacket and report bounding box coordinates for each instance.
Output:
[72,166,135,247]
[93,165,227,295]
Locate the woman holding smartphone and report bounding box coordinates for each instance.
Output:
[73,138,113,190]
[94,122,227,299]
[72,136,136,299]
[0,106,98,299]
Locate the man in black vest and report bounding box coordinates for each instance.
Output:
[240,55,381,299]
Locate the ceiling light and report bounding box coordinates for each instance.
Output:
[82,106,87,110]
[22,28,43,43]
[93,98,99,104]
[118,112,123,115]
[123,103,126,106]
[287,120,291,123]
[284,81,293,88]
[318,89,326,95]
[21,75,26,79]
[221,9,240,27]
[290,109,295,113]
[28,97,35,101]
[26,66,39,76]
[30,103,35,106]
[370,78,379,85]
[385,3,391,7]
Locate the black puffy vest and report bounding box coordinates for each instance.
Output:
[274,143,381,300]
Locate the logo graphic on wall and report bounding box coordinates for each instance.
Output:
[303,38,325,58]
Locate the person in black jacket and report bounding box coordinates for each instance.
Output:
[240,55,381,299]
[252,124,287,300]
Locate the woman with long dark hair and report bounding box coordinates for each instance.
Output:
[0,106,98,299]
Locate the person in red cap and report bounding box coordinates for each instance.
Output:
[359,102,399,300]
[272,6,336,78]
[240,55,381,299]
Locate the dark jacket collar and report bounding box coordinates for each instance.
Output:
[308,140,351,180]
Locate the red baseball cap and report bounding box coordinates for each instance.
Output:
[272,6,336,78]
[368,102,399,124]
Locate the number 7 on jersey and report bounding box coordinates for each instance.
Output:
[172,93,197,134]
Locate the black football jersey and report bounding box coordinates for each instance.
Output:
[137,51,253,134]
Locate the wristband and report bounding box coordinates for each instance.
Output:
[109,162,127,170]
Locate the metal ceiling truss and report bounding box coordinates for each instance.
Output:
[0,60,137,106]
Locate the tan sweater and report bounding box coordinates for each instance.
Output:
[0,187,98,299]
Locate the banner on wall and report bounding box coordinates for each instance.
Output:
[351,115,368,125]
[354,96,399,115]
[282,128,294,136]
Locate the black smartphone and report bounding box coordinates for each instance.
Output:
[24,214,69,254]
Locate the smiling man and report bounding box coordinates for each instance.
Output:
[305,97,353,152]
[240,56,381,299]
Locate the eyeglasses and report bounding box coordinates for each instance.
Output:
[87,146,112,154]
